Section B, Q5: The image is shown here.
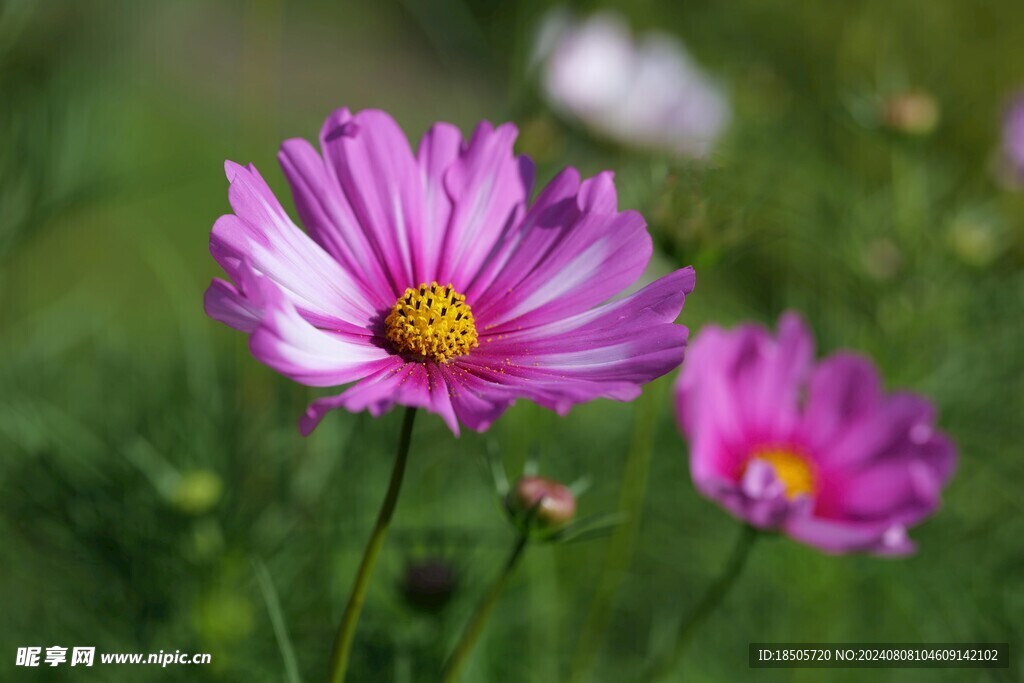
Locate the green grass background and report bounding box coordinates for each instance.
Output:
[1,1,1022,681]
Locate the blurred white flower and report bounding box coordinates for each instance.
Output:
[535,10,731,159]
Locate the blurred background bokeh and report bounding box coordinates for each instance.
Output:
[2,0,1022,681]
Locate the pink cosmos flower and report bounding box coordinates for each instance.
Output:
[205,108,695,436]
[675,313,955,555]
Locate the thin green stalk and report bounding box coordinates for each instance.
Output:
[442,533,530,683]
[327,407,417,683]
[253,559,303,683]
[652,524,759,681]
[569,385,661,683]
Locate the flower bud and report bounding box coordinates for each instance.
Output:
[194,590,254,644]
[507,476,577,529]
[947,213,1004,267]
[400,557,458,614]
[171,470,223,515]
[862,238,903,281]
[882,89,940,136]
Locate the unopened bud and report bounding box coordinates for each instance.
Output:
[508,476,577,529]
[947,215,1004,267]
[862,238,903,281]
[882,90,940,136]
[171,470,223,515]
[401,558,458,614]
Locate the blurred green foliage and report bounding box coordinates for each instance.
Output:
[1,1,1022,681]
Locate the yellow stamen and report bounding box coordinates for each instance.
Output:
[384,281,479,363]
[748,447,814,499]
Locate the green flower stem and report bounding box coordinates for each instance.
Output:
[442,532,530,683]
[653,524,759,681]
[327,407,417,683]
[570,385,661,683]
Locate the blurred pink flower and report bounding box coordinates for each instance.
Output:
[205,108,695,436]
[536,11,730,158]
[675,313,955,555]
[1002,92,1024,182]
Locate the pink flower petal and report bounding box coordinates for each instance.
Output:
[825,392,939,471]
[300,360,458,436]
[246,271,394,387]
[435,121,535,290]
[476,195,652,330]
[784,516,915,556]
[465,167,582,302]
[320,109,425,293]
[458,268,693,416]
[440,364,516,432]
[416,122,464,284]
[278,137,394,310]
[210,161,378,333]
[204,277,262,333]
[799,353,882,452]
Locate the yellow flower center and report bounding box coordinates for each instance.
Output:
[384,281,479,363]
[749,447,814,499]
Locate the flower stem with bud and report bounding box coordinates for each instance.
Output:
[443,475,578,682]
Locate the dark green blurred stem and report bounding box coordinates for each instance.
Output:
[891,148,928,243]
[653,524,759,681]
[442,532,530,683]
[327,407,417,683]
[569,385,661,683]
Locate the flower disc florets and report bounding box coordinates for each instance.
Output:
[384,281,479,363]
[746,448,814,499]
